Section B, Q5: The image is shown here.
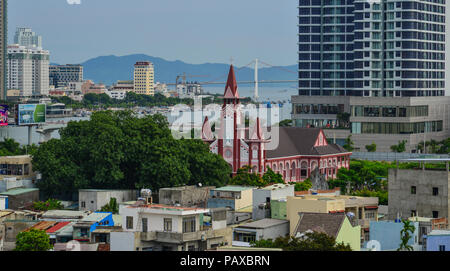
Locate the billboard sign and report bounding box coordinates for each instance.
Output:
[0,105,8,126]
[17,104,46,125]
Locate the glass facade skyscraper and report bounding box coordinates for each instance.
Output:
[298,0,446,98]
[294,0,450,152]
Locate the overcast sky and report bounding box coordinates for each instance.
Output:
[8,0,298,66]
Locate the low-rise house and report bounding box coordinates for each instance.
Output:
[78,189,138,212]
[288,194,378,243]
[408,216,434,246]
[91,214,123,244]
[294,212,361,251]
[252,184,294,221]
[72,212,114,243]
[367,220,420,251]
[232,218,289,247]
[114,200,231,251]
[1,216,39,251]
[159,185,215,208]
[207,186,255,211]
[0,155,36,183]
[0,188,39,210]
[286,196,346,236]
[41,210,90,221]
[424,230,450,251]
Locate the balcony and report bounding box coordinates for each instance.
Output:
[140,228,229,243]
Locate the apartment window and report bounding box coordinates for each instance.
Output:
[164,218,172,232]
[81,201,86,208]
[126,216,134,229]
[432,187,439,196]
[411,186,416,195]
[433,211,439,218]
[439,245,446,251]
[182,217,196,233]
[142,218,148,233]
[411,210,417,217]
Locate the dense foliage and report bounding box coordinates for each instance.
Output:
[0,138,38,156]
[15,229,53,251]
[417,138,450,154]
[293,179,312,191]
[228,166,284,187]
[99,197,119,214]
[365,142,377,152]
[251,232,352,251]
[32,110,231,197]
[390,140,407,153]
[32,199,63,211]
[343,135,354,151]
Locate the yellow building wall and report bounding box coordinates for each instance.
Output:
[286,196,346,236]
[134,65,155,96]
[336,217,361,251]
[235,189,253,210]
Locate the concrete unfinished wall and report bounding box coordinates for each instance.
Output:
[388,168,450,220]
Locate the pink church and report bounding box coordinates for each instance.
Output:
[201,65,351,183]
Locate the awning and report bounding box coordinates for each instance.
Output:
[364,206,379,210]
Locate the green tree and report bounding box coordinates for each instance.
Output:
[32,199,63,211]
[278,119,293,127]
[343,135,354,151]
[294,179,312,191]
[390,140,407,153]
[251,232,352,251]
[15,229,53,251]
[229,165,265,187]
[336,112,350,128]
[100,197,119,214]
[365,142,377,152]
[32,110,231,197]
[229,166,284,187]
[398,219,416,251]
[261,167,284,185]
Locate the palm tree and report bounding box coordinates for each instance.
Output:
[397,220,415,251]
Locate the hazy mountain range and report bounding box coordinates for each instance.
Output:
[54,54,297,86]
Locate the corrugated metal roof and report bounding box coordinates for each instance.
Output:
[238,219,289,229]
[0,188,39,196]
[0,211,13,218]
[26,221,58,231]
[46,221,71,233]
[213,186,255,192]
[81,212,111,222]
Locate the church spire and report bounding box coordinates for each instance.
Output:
[224,65,239,99]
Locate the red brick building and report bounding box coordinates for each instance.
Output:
[202,65,351,182]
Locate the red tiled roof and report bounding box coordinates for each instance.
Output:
[25,221,58,232]
[46,221,71,233]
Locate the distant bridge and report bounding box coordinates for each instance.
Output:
[166,80,297,86]
[169,59,297,101]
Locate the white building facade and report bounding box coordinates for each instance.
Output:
[7,44,49,96]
